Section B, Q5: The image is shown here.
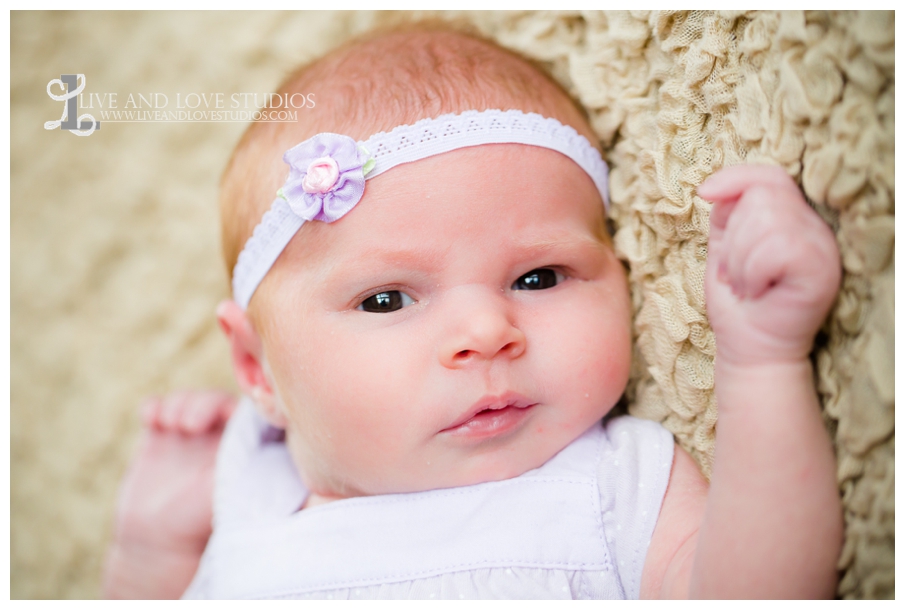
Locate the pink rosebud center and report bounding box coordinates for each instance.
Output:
[302,157,340,194]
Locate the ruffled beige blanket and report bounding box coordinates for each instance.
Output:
[10,10,892,599]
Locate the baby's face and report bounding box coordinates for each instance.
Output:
[256,144,632,499]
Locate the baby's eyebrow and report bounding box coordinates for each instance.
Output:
[509,234,608,256]
[330,234,606,279]
[332,244,449,275]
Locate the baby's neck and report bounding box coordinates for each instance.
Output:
[301,491,344,510]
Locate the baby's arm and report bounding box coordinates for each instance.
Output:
[641,166,843,598]
[102,391,236,599]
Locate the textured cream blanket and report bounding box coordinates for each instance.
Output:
[10,11,893,599]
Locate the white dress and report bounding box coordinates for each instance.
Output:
[184,398,674,599]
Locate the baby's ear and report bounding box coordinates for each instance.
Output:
[215,300,288,429]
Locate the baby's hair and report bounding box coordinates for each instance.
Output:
[220,20,601,287]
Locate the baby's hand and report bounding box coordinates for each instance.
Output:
[699,165,841,367]
[103,390,237,599]
[140,389,236,435]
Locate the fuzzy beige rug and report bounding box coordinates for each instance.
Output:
[10,10,893,599]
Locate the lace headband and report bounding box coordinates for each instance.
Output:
[232,109,609,309]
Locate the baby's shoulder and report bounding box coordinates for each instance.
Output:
[636,440,708,598]
[598,415,675,467]
[593,415,677,599]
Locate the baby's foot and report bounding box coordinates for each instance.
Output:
[103,390,237,599]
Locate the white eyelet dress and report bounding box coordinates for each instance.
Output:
[183,398,674,600]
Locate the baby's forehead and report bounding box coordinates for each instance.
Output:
[225,28,609,312]
[280,144,610,268]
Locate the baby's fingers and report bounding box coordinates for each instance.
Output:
[140,394,189,430]
[700,165,801,234]
[699,165,797,204]
[180,391,238,434]
[140,396,164,428]
[738,236,791,300]
[157,391,193,432]
[718,185,780,297]
[139,390,237,435]
[712,178,840,306]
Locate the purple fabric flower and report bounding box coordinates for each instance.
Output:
[281,133,369,223]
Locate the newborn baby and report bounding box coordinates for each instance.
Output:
[104,24,843,599]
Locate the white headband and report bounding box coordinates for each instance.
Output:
[232,109,609,309]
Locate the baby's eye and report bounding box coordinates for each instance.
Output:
[357,290,415,313]
[511,268,563,291]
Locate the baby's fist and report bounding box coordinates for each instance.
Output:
[699,165,841,366]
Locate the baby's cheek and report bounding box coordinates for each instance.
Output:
[308,338,420,444]
[559,291,632,408]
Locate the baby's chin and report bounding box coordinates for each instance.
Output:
[306,462,549,504]
[300,414,609,502]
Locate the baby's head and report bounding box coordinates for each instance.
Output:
[217,24,632,501]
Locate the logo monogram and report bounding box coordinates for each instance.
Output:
[44,74,100,136]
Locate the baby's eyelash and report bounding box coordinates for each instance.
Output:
[356,289,416,313]
[511,268,568,291]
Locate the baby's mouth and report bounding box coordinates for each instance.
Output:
[440,393,537,439]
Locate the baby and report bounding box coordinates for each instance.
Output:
[104,24,843,599]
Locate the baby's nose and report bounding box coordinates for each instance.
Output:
[438,287,526,368]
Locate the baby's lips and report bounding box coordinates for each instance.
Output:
[442,392,536,432]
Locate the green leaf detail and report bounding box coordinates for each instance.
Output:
[360,145,375,176]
